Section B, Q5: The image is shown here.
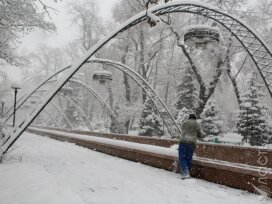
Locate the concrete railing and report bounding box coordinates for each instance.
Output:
[31,126,272,168]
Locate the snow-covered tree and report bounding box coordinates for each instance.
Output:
[139,98,164,137]
[176,107,191,126]
[236,76,268,146]
[62,85,84,129]
[176,66,197,112]
[110,103,126,134]
[200,99,223,137]
[0,0,55,64]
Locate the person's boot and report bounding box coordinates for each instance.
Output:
[181,174,190,180]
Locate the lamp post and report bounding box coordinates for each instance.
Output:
[11,82,21,127]
[0,99,6,118]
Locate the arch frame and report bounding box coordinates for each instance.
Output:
[2,0,272,155]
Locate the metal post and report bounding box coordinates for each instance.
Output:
[13,88,18,127]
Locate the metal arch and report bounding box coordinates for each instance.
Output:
[68,79,116,118]
[48,101,74,129]
[46,79,116,119]
[35,107,60,128]
[31,94,92,130]
[3,0,272,154]
[57,92,94,131]
[87,59,181,138]
[13,97,60,128]
[150,2,272,98]
[22,60,180,137]
[3,72,117,130]
[29,96,74,129]
[2,98,73,146]
[3,66,70,120]
[28,95,74,129]
[3,68,114,124]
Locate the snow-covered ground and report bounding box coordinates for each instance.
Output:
[0,132,270,204]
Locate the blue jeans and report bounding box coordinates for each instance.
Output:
[178,143,195,176]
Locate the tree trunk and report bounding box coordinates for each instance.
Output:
[121,44,131,133]
[139,28,147,103]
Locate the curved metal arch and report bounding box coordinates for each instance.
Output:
[3,66,70,119]
[57,92,94,131]
[40,100,74,129]
[45,79,117,119]
[15,59,180,137]
[87,59,181,138]
[34,108,60,128]
[3,0,272,154]
[42,108,60,128]
[2,98,73,146]
[18,98,60,127]
[14,95,73,129]
[68,79,116,118]
[30,94,92,130]
[3,69,115,124]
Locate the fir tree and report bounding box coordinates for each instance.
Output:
[176,66,197,112]
[139,98,164,136]
[236,76,268,146]
[200,99,222,137]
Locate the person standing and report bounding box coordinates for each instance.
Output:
[179,114,203,179]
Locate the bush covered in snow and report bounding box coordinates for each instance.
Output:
[200,99,223,137]
[139,98,164,137]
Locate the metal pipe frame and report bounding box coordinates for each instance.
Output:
[3,67,70,119]
[57,92,94,131]
[2,0,272,155]
[29,94,89,130]
[34,107,60,128]
[25,95,74,129]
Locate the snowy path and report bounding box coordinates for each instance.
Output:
[0,133,269,204]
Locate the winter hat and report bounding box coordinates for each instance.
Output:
[188,114,197,120]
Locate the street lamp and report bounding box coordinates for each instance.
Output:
[11,82,21,127]
[0,99,6,118]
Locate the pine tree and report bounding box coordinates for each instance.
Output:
[139,98,164,136]
[200,99,222,137]
[176,66,197,113]
[236,76,268,146]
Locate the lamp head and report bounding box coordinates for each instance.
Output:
[11,82,22,89]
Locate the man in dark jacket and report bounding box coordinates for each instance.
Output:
[179,114,203,179]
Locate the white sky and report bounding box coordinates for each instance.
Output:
[19,0,120,52]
